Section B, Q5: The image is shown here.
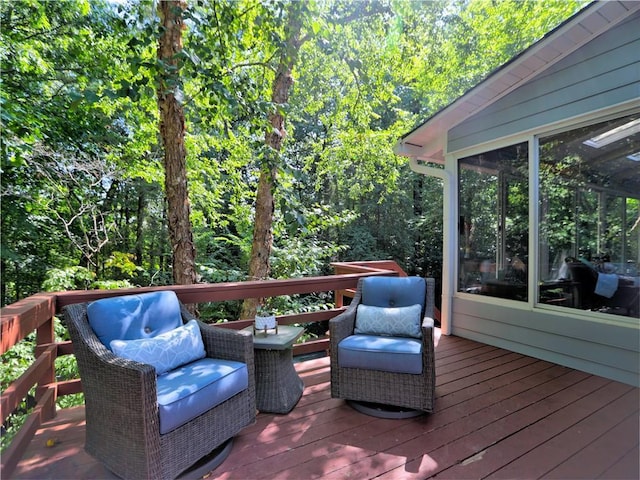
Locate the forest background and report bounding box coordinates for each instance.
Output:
[1,0,587,445]
[1,0,586,312]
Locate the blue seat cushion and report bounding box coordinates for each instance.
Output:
[361,276,426,310]
[338,334,423,374]
[87,291,183,349]
[156,358,249,434]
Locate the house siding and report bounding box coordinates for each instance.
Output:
[446,12,640,387]
[448,12,640,153]
[451,297,640,387]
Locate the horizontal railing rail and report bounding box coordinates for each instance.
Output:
[0,262,405,477]
[330,261,407,306]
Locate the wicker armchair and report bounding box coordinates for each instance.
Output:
[330,276,436,416]
[63,291,256,480]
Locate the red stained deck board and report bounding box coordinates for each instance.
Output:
[436,352,561,394]
[436,362,573,418]
[326,367,588,479]
[436,357,558,410]
[435,380,635,479]
[11,407,118,480]
[376,371,602,477]
[290,384,333,411]
[375,374,614,480]
[231,401,357,453]
[292,359,328,380]
[243,402,351,446]
[487,386,639,479]
[348,363,574,455]
[329,415,406,445]
[435,343,499,367]
[598,444,640,479]
[320,451,432,480]
[544,412,640,479]
[220,436,370,479]
[221,404,375,476]
[295,371,331,389]
[436,346,515,376]
[11,331,639,480]
[436,344,517,372]
[273,443,382,479]
[434,333,471,351]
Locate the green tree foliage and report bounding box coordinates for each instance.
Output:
[1,0,142,301]
[1,0,585,310]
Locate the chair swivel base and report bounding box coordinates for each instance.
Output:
[347,400,424,419]
[178,438,234,479]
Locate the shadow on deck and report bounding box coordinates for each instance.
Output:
[12,331,639,479]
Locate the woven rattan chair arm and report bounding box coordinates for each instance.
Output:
[329,308,357,344]
[424,277,435,319]
[421,316,434,330]
[421,317,435,349]
[81,348,158,413]
[198,321,256,411]
[179,302,197,321]
[198,320,254,364]
[89,344,158,378]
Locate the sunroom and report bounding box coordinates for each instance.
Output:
[394,0,640,387]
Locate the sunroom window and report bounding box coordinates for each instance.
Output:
[458,142,529,301]
[538,113,640,318]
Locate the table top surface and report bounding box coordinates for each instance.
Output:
[242,324,304,350]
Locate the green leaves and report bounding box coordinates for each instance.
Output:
[1,0,587,308]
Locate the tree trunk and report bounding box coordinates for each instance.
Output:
[157,0,196,287]
[240,3,304,319]
[135,186,145,266]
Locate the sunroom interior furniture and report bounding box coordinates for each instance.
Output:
[329,276,436,418]
[63,290,256,480]
[565,259,640,317]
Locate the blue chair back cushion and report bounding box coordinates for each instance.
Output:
[361,276,426,311]
[87,291,183,349]
[338,334,423,374]
[156,358,249,434]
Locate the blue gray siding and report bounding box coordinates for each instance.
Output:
[451,297,640,386]
[448,12,640,153]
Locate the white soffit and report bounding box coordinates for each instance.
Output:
[395,0,640,163]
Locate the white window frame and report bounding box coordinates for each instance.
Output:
[444,100,640,328]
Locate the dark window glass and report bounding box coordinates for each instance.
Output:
[538,113,640,318]
[458,142,529,301]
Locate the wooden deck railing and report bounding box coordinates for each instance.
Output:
[0,261,404,477]
[331,260,408,306]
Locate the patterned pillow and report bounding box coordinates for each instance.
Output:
[110,319,206,375]
[354,304,422,339]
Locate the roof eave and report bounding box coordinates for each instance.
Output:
[395,0,640,161]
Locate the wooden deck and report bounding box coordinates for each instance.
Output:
[11,330,639,479]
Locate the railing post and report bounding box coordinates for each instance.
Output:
[35,312,56,420]
[335,290,344,308]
